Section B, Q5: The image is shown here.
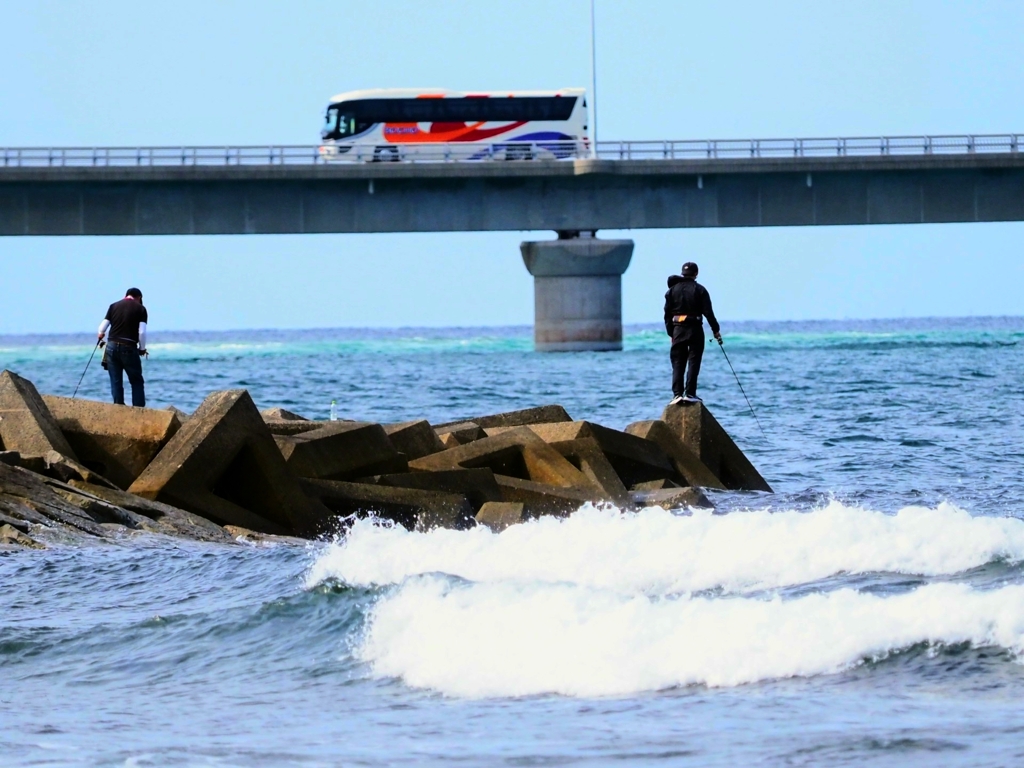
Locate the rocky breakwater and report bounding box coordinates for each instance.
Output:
[0,369,772,548]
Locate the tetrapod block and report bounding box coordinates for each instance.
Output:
[625,419,725,490]
[367,468,502,511]
[274,421,406,480]
[130,389,331,536]
[661,403,772,492]
[409,427,597,491]
[630,486,714,510]
[435,404,571,431]
[548,437,631,506]
[0,371,77,459]
[301,478,474,531]
[494,475,599,517]
[435,421,486,445]
[494,420,682,489]
[383,420,445,460]
[475,502,525,532]
[43,395,181,490]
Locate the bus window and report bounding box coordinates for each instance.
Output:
[338,115,355,137]
[344,96,577,124]
[324,107,371,139]
[322,107,340,139]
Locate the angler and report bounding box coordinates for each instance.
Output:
[664,262,721,406]
[97,288,149,407]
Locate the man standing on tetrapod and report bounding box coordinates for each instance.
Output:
[97,288,148,407]
[664,262,721,406]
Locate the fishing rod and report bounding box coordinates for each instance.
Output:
[72,339,103,399]
[716,338,768,442]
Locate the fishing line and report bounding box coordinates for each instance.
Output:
[72,340,103,399]
[717,339,768,442]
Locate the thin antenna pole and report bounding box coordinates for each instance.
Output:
[590,0,598,157]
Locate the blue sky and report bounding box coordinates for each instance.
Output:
[2,0,1022,333]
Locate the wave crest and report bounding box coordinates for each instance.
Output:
[358,579,1024,697]
[307,502,1024,596]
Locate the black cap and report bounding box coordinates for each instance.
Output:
[681,262,698,277]
[126,288,142,299]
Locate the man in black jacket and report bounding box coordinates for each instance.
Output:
[97,288,148,407]
[664,262,721,405]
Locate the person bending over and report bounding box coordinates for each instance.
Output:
[98,287,148,407]
[664,262,721,406]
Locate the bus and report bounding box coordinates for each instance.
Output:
[319,88,588,162]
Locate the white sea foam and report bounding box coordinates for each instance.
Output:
[306,502,1024,596]
[357,579,1024,698]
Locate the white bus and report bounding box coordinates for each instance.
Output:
[319,88,588,162]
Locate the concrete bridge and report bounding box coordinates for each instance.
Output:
[3,135,1023,350]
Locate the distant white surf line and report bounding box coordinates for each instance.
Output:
[306,502,1024,596]
[357,579,1024,698]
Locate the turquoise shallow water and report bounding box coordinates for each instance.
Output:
[2,317,1024,766]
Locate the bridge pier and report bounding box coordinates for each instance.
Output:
[520,237,634,352]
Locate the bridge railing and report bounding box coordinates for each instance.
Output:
[0,142,586,167]
[596,134,1024,160]
[2,135,1021,167]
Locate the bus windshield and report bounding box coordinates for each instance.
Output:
[322,107,339,138]
[323,106,370,139]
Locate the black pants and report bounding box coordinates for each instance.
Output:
[670,325,705,397]
[106,343,146,407]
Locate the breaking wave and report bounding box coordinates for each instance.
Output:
[357,579,1024,698]
[302,503,1024,698]
[306,502,1024,595]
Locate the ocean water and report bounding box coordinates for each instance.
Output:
[2,317,1023,766]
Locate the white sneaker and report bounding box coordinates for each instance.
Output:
[669,395,685,406]
[682,394,702,403]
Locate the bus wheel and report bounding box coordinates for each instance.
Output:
[373,146,400,162]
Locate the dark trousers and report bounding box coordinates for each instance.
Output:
[670,325,705,397]
[106,343,145,407]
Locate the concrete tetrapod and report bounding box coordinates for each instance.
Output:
[301,478,475,531]
[434,404,572,431]
[264,420,325,436]
[625,419,725,490]
[383,420,445,460]
[261,407,328,436]
[660,403,772,492]
[475,502,525,532]
[274,421,406,480]
[546,438,631,506]
[487,421,683,490]
[366,468,503,511]
[409,427,599,491]
[43,395,182,490]
[493,475,601,517]
[631,487,714,510]
[164,405,191,424]
[130,389,332,536]
[260,407,308,421]
[0,370,77,460]
[438,433,461,449]
[434,422,486,446]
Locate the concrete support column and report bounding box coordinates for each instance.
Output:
[520,238,634,352]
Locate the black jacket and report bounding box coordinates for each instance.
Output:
[664,275,720,337]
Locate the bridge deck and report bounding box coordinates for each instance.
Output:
[2,136,1023,235]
